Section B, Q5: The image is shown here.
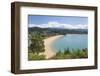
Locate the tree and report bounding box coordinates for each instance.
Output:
[82,48,88,58]
[29,35,45,55]
[56,50,62,56]
[64,48,70,55]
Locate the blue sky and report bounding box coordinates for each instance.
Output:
[28,15,88,29]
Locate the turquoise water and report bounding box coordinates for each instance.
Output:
[51,34,88,52]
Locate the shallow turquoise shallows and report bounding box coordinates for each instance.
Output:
[51,34,88,52]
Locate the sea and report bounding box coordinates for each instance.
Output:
[51,34,88,52]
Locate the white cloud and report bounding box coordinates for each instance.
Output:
[29,21,87,29]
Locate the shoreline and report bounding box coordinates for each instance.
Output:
[43,35,63,59]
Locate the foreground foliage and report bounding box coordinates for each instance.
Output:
[50,48,88,59]
[28,48,88,60]
[28,50,46,60]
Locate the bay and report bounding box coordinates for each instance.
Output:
[51,34,88,52]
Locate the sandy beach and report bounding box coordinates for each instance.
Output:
[43,35,63,59]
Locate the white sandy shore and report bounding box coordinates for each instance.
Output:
[43,35,63,59]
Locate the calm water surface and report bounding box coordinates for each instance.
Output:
[51,34,88,52]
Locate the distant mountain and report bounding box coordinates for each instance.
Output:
[28,27,88,34]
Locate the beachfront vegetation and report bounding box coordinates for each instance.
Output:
[28,51,46,60]
[28,27,88,60]
[28,33,46,60]
[50,48,88,59]
[28,47,88,60]
[29,34,45,55]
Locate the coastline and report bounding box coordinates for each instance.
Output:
[43,35,63,59]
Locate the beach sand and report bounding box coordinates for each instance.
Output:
[43,35,63,59]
